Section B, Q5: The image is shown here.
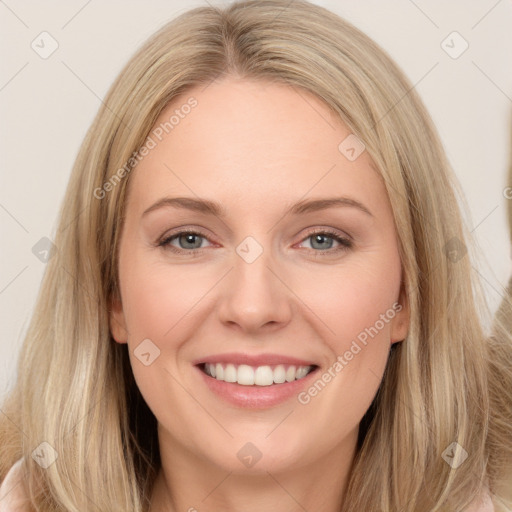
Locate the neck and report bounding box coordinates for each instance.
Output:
[150,425,358,512]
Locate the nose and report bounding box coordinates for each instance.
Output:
[216,240,293,334]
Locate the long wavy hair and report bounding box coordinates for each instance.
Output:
[1,1,511,510]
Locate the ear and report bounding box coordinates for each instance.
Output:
[109,294,128,344]
[390,282,410,344]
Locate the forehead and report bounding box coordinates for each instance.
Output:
[127,77,388,215]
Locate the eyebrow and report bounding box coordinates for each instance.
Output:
[142,196,373,218]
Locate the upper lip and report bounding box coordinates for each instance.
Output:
[192,352,318,367]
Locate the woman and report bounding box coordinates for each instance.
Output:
[1,1,511,510]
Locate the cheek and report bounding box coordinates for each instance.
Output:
[119,257,210,426]
[292,259,400,435]
[295,251,402,350]
[121,240,401,354]
[120,257,214,341]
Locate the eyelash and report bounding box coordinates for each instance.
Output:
[157,228,353,256]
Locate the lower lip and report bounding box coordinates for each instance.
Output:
[195,365,320,409]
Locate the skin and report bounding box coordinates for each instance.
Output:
[110,76,410,512]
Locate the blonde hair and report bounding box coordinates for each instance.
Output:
[486,112,512,510]
[1,1,511,510]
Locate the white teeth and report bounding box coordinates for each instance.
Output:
[254,366,274,386]
[237,364,255,385]
[224,363,237,383]
[273,364,286,383]
[285,366,296,382]
[203,363,314,386]
[295,366,309,379]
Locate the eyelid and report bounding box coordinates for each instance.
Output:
[157,227,353,255]
[294,228,353,254]
[157,227,215,250]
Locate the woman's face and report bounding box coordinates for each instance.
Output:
[110,77,409,475]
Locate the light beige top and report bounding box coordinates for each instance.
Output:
[0,458,30,512]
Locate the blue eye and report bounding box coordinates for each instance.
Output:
[158,228,353,255]
[300,230,353,253]
[158,230,210,253]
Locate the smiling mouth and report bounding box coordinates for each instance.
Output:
[198,362,318,386]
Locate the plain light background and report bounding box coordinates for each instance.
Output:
[1,0,511,397]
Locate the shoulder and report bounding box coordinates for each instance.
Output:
[0,457,32,512]
[465,488,495,512]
